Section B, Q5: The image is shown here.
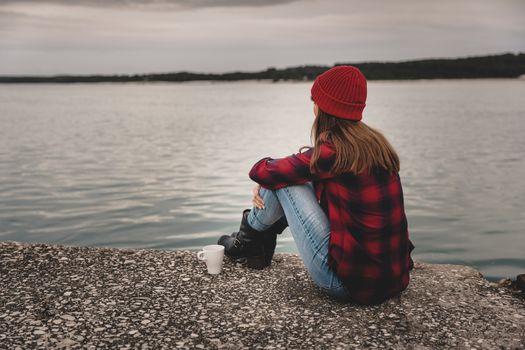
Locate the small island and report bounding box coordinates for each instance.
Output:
[0,53,524,84]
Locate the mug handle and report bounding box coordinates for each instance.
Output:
[197,251,207,261]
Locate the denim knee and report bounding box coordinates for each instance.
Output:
[247,187,284,230]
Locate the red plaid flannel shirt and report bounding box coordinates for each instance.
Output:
[248,141,415,305]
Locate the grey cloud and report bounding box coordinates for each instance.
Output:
[0,0,301,8]
[1,0,524,75]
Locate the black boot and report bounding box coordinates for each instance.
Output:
[257,211,288,266]
[218,209,288,269]
[218,209,266,269]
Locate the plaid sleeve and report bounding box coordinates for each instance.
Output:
[248,142,337,190]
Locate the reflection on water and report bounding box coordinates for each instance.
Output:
[1,79,524,281]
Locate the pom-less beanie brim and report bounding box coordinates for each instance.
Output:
[311,80,365,120]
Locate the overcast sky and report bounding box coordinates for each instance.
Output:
[0,0,524,75]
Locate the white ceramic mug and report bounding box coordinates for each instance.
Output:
[197,244,225,274]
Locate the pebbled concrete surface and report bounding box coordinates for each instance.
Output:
[0,241,524,349]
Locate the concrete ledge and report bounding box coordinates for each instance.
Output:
[1,241,524,349]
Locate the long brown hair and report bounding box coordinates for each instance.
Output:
[299,108,400,176]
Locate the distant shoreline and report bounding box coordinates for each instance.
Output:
[0,77,522,86]
[1,52,524,84]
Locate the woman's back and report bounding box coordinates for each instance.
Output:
[318,166,414,304]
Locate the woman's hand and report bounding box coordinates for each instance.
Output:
[252,184,265,209]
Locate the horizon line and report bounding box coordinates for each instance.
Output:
[0,51,523,78]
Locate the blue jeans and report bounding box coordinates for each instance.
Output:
[246,182,352,301]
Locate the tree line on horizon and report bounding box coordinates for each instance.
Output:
[0,53,524,83]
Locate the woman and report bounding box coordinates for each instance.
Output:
[218,65,415,305]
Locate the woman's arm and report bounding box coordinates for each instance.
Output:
[248,142,337,190]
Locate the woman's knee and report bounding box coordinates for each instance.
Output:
[258,186,278,200]
[249,187,285,228]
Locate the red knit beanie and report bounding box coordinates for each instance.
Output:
[310,65,367,121]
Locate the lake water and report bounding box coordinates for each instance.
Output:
[1,79,524,282]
